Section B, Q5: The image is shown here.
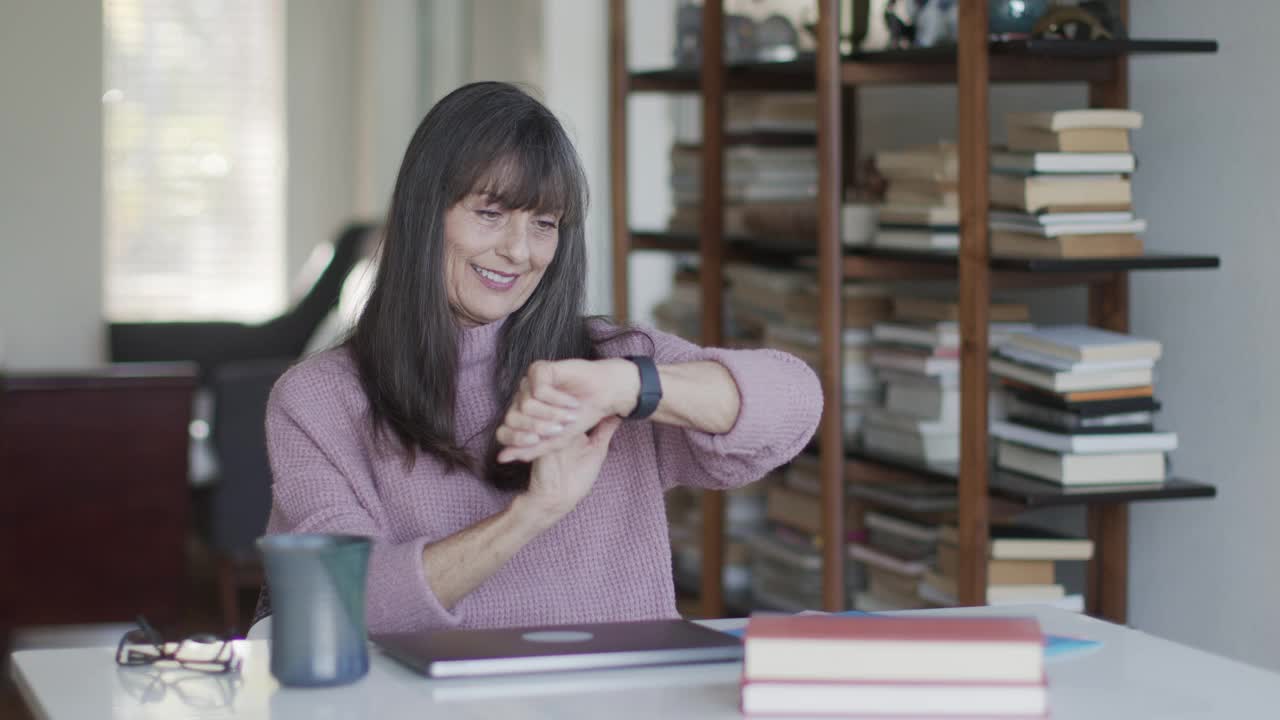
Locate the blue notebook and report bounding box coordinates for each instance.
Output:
[718,610,1102,661]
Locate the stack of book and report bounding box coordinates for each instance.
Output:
[668,480,767,610]
[741,615,1048,718]
[919,524,1094,610]
[861,297,1032,465]
[991,109,1145,259]
[872,141,961,253]
[848,510,938,610]
[650,259,703,343]
[670,144,817,209]
[990,325,1173,486]
[750,454,863,610]
[761,282,892,440]
[668,95,817,238]
[723,263,821,343]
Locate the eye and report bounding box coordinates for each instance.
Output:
[535,218,559,231]
[475,209,502,221]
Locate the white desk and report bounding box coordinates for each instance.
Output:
[11,606,1280,719]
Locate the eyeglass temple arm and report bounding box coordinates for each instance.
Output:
[136,615,165,648]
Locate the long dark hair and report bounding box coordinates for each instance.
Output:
[349,82,600,492]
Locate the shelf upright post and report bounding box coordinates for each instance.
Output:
[698,0,728,619]
[816,0,846,611]
[609,0,630,322]
[1084,0,1132,625]
[956,0,992,606]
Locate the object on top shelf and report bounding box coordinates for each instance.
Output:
[1033,1,1125,41]
[674,3,809,67]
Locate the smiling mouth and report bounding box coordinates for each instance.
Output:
[472,263,519,287]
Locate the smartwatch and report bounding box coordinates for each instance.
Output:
[623,355,663,420]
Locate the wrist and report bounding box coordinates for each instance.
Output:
[506,493,562,535]
[603,358,641,418]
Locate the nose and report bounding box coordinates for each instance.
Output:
[495,214,531,266]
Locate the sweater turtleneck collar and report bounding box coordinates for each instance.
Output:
[457,315,507,373]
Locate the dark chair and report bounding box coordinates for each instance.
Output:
[108,221,377,636]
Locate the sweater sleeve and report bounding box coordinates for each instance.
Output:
[641,327,823,491]
[263,366,463,634]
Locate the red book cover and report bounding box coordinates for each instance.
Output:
[746,615,1042,645]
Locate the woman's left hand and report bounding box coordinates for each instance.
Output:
[495,359,639,464]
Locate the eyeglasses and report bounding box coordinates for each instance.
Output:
[116,666,244,709]
[115,616,241,674]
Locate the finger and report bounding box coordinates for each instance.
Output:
[503,406,570,436]
[528,361,580,409]
[517,396,577,426]
[498,431,580,463]
[495,426,542,449]
[529,383,581,410]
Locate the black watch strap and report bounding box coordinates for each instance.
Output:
[623,355,663,420]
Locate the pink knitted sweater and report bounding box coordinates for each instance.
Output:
[262,319,822,634]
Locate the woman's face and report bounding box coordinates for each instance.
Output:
[443,192,561,326]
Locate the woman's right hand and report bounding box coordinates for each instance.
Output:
[515,416,623,524]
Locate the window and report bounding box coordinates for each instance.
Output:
[103,0,285,321]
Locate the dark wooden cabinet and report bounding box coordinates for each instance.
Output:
[0,364,196,639]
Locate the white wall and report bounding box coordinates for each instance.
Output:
[0,1,392,367]
[626,0,679,325]
[462,0,633,316]
[541,0,611,315]
[0,1,103,368]
[469,0,543,88]
[1127,0,1280,673]
[355,0,422,218]
[285,0,361,282]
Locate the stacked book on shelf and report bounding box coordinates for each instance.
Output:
[667,480,767,610]
[861,296,1032,465]
[991,109,1145,259]
[723,263,816,344]
[741,615,1049,718]
[749,454,863,611]
[848,510,937,611]
[723,263,891,440]
[991,324,1174,486]
[668,95,817,239]
[919,524,1094,611]
[763,283,891,441]
[872,141,961,253]
[650,258,703,342]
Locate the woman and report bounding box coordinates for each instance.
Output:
[261,82,822,634]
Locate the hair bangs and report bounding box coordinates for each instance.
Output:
[448,120,585,227]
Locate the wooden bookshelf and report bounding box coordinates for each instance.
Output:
[845,450,1217,508]
[628,39,1218,92]
[629,230,1221,276]
[608,0,1219,622]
